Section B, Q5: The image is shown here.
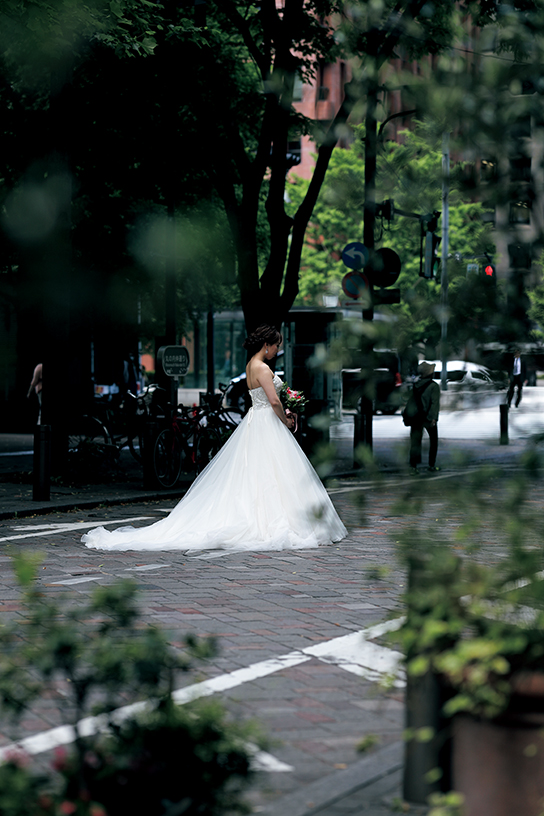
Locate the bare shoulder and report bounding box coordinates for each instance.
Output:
[247,359,273,390]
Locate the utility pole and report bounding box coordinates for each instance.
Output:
[440,133,450,392]
[363,83,377,318]
[356,81,380,455]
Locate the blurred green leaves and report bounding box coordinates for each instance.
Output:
[0,554,257,815]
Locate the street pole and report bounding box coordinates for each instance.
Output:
[440,133,450,392]
[359,82,379,454]
[165,209,177,407]
[363,84,377,301]
[207,309,215,395]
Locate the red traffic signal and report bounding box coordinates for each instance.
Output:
[484,264,495,276]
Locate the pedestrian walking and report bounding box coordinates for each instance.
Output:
[507,349,527,408]
[26,362,43,424]
[403,361,440,474]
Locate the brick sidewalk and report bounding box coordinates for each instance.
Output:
[0,483,413,814]
[0,433,535,813]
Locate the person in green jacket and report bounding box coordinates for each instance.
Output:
[408,361,440,473]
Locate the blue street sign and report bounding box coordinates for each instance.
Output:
[342,242,369,270]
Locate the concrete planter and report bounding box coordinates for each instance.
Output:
[452,673,544,816]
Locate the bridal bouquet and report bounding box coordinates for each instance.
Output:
[280,384,308,413]
[280,384,307,432]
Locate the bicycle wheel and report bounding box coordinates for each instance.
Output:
[193,428,222,474]
[153,429,182,488]
[68,416,110,452]
[127,431,144,463]
[125,394,148,463]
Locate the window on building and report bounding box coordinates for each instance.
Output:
[509,201,531,225]
[287,139,302,167]
[480,159,498,183]
[510,154,531,182]
[293,71,303,102]
[510,115,531,142]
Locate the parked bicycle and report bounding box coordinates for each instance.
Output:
[68,386,157,463]
[152,385,239,488]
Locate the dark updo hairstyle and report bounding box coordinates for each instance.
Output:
[242,325,282,357]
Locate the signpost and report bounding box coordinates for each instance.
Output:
[341,270,370,300]
[158,346,190,378]
[341,242,369,270]
[341,240,402,460]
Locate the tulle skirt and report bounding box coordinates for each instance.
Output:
[82,405,347,553]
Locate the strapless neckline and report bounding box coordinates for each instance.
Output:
[248,374,282,392]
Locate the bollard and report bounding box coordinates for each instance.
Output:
[404,669,451,803]
[403,555,453,803]
[362,398,373,449]
[353,398,373,468]
[500,404,509,445]
[142,420,160,488]
[353,408,362,468]
[33,424,51,501]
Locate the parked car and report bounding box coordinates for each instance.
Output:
[342,357,408,415]
[427,360,506,390]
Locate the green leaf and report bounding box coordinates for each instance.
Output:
[11,553,43,587]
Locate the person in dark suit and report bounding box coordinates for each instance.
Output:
[408,361,441,473]
[507,349,527,408]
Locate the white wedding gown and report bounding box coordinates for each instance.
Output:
[82,375,347,553]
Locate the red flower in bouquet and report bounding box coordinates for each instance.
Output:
[280,383,308,413]
[280,384,307,432]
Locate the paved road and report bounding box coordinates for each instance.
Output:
[0,397,542,813]
[0,475,441,814]
[0,450,539,815]
[344,385,544,441]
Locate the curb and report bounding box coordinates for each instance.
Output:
[261,741,403,816]
[0,486,190,521]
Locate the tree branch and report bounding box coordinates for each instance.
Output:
[280,85,355,313]
[258,0,305,296]
[280,0,431,314]
[221,0,272,77]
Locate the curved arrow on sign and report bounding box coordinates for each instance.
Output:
[342,242,369,270]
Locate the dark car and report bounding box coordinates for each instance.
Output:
[342,350,406,415]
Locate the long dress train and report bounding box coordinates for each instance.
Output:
[82,375,347,552]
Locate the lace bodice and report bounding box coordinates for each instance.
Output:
[249,374,283,410]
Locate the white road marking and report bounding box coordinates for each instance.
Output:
[48,576,104,586]
[125,564,171,572]
[248,745,294,772]
[171,653,314,704]
[0,618,405,767]
[46,564,172,585]
[0,517,154,543]
[327,468,489,494]
[13,523,77,531]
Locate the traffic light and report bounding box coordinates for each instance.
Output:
[483,262,496,284]
[420,212,441,279]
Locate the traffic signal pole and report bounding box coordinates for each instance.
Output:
[440,133,450,392]
[358,82,379,455]
[363,82,377,310]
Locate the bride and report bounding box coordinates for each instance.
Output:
[82,325,347,553]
